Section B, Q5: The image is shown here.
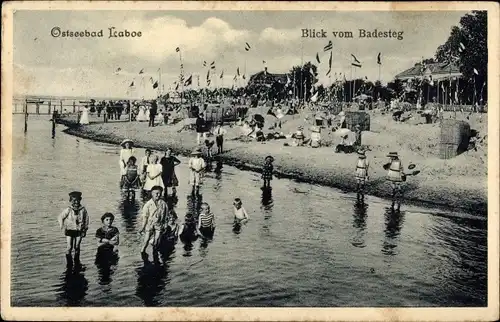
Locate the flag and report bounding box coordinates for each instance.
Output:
[175,83,179,91]
[149,77,154,83]
[184,75,192,86]
[351,54,360,64]
[197,75,200,87]
[245,42,251,51]
[311,91,318,102]
[351,63,362,68]
[473,68,479,75]
[129,81,134,87]
[237,67,240,76]
[326,69,331,76]
[328,51,332,69]
[377,53,381,65]
[220,70,224,79]
[263,60,267,66]
[115,67,121,72]
[175,47,180,52]
[153,81,158,89]
[207,79,211,86]
[233,75,237,81]
[309,68,315,76]
[210,61,216,69]
[139,69,144,74]
[316,53,321,64]
[203,61,207,67]
[324,40,333,52]
[206,70,210,80]
[242,74,246,80]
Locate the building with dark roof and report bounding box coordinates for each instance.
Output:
[395,62,462,81]
[248,69,288,87]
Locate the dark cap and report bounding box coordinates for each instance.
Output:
[151,185,164,192]
[69,191,82,199]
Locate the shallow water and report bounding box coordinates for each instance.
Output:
[11,115,487,307]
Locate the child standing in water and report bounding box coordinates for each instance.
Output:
[95,212,120,254]
[233,198,249,228]
[385,152,404,210]
[355,150,369,197]
[58,191,90,267]
[262,156,274,189]
[121,156,141,191]
[188,148,206,195]
[139,185,169,260]
[197,202,215,239]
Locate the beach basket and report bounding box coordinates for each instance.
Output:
[439,119,470,159]
[345,111,370,132]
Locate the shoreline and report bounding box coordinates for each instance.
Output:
[56,117,487,215]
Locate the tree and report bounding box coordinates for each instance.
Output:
[289,62,318,100]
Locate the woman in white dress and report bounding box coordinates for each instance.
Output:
[79,106,90,125]
[137,106,147,122]
[119,139,135,178]
[143,154,164,192]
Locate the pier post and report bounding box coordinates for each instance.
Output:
[35,102,40,115]
[48,101,51,115]
[73,101,76,113]
[60,100,63,114]
[51,110,56,138]
[24,99,28,133]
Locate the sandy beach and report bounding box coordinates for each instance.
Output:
[57,109,487,215]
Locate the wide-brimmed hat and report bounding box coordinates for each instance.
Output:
[386,152,399,158]
[191,148,203,156]
[265,155,275,162]
[120,139,134,148]
[297,125,304,130]
[68,191,82,199]
[357,150,366,158]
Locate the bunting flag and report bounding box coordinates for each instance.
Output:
[115,67,122,73]
[316,53,321,64]
[327,51,332,74]
[263,60,267,66]
[207,79,211,86]
[129,81,134,87]
[351,63,362,68]
[351,54,361,64]
[237,67,240,76]
[377,53,381,65]
[203,61,207,67]
[245,42,251,51]
[324,40,333,52]
[220,70,224,79]
[184,75,192,86]
[139,69,144,74]
[210,61,216,69]
[153,81,158,89]
[175,83,179,91]
[206,70,210,80]
[175,47,180,52]
[242,74,246,80]
[473,68,479,75]
[459,42,466,53]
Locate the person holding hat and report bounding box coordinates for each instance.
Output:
[262,156,274,189]
[355,149,370,196]
[386,152,404,208]
[119,139,135,178]
[188,148,206,195]
[58,191,90,266]
[139,185,169,258]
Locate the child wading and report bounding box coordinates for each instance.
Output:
[197,202,215,239]
[139,186,169,261]
[385,152,404,210]
[143,154,164,197]
[140,149,153,189]
[262,156,274,189]
[355,150,369,198]
[188,148,206,195]
[95,212,120,261]
[160,149,181,197]
[121,156,141,195]
[58,191,90,267]
[233,198,249,232]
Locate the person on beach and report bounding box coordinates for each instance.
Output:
[233,198,249,228]
[160,149,180,197]
[58,191,90,267]
[292,126,305,147]
[119,139,135,178]
[197,202,215,239]
[79,106,90,125]
[139,185,169,260]
[262,156,274,189]
[140,149,153,186]
[120,156,141,194]
[196,113,207,144]
[355,149,369,197]
[143,154,164,195]
[214,123,227,154]
[188,148,206,195]
[95,212,120,255]
[309,126,321,148]
[385,152,404,210]
[149,100,157,127]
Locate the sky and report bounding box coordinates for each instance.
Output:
[13,10,470,98]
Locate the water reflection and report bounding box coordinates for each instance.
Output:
[351,199,368,248]
[95,249,119,286]
[180,194,202,257]
[119,194,141,233]
[55,266,89,306]
[382,208,406,256]
[135,261,169,307]
[261,187,274,233]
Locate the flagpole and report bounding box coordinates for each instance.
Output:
[179,49,184,105]
[378,64,381,82]
[301,38,304,104]
[158,68,162,98]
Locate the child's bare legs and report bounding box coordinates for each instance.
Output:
[66,236,74,256]
[141,230,154,253]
